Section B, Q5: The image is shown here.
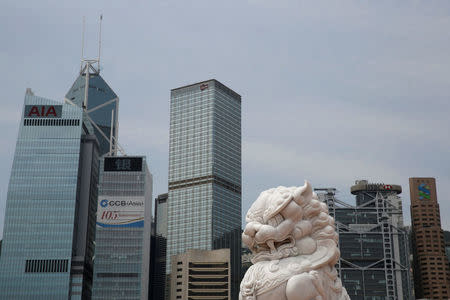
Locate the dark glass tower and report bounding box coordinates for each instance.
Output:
[167,79,241,299]
[0,90,99,299]
[65,61,119,157]
[150,193,168,300]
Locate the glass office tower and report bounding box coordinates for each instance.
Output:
[92,156,153,300]
[167,79,241,299]
[0,90,99,299]
[65,62,119,156]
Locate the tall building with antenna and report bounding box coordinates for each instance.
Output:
[65,15,122,157]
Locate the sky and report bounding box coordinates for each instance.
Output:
[1,0,450,239]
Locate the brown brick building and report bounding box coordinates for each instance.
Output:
[410,177,450,299]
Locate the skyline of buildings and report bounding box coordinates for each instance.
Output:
[0,59,448,299]
[166,79,242,299]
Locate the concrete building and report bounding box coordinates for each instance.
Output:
[409,177,450,299]
[167,80,241,299]
[92,156,153,300]
[316,180,412,300]
[170,249,230,300]
[0,91,99,299]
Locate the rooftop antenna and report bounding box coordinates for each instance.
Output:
[81,16,86,71]
[98,14,102,72]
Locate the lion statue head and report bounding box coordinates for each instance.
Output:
[240,181,349,300]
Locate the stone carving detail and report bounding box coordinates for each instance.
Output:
[240,181,350,300]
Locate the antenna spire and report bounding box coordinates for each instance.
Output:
[98,14,103,72]
[81,16,86,71]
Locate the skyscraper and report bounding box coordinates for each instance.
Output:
[150,193,169,300]
[167,79,241,299]
[65,61,120,157]
[0,90,99,299]
[409,177,450,299]
[316,180,412,300]
[92,156,153,300]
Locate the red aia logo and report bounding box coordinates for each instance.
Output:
[200,83,209,91]
[383,185,392,190]
[28,106,57,117]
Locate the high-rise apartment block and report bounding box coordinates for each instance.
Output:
[65,61,120,157]
[0,91,99,299]
[170,249,230,300]
[167,80,241,299]
[409,177,450,299]
[316,180,412,300]
[92,156,152,300]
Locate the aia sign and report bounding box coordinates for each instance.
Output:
[24,105,62,118]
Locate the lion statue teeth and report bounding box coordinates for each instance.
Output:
[240,181,350,300]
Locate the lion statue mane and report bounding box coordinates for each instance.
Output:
[240,181,350,300]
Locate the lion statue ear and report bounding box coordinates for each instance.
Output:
[292,180,313,205]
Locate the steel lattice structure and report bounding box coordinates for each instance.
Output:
[315,181,413,300]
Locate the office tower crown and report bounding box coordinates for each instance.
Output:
[65,60,120,157]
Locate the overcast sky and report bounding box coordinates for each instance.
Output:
[1,0,450,238]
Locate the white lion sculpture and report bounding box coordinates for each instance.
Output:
[240,181,350,300]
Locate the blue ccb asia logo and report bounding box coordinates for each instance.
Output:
[100,199,143,208]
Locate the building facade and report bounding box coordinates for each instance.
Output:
[150,193,169,300]
[92,156,153,300]
[445,230,450,271]
[170,249,230,300]
[65,61,120,156]
[0,91,99,299]
[167,80,241,299]
[409,177,450,299]
[316,180,412,300]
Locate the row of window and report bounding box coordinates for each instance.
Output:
[23,119,80,126]
[25,259,68,273]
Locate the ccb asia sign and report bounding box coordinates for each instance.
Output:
[24,105,62,118]
[97,196,145,228]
